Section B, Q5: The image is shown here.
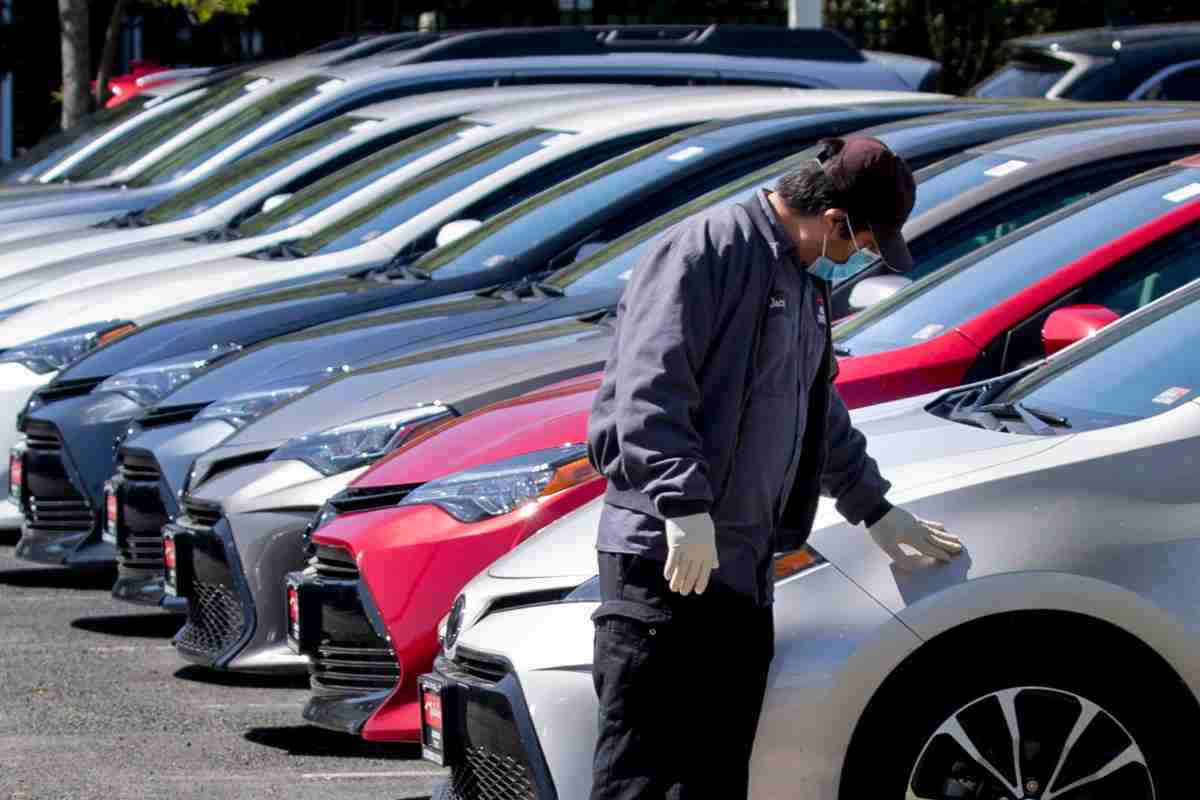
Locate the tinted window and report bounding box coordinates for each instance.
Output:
[996,230,1200,430]
[834,168,1200,357]
[138,116,365,225]
[972,61,1069,98]
[56,74,268,181]
[293,129,549,256]
[127,75,329,186]
[1142,65,1200,101]
[911,152,1037,217]
[236,120,476,238]
[0,96,154,183]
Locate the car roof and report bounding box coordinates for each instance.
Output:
[972,113,1200,161]
[1010,23,1200,57]
[346,84,644,121]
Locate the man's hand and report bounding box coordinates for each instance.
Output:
[869,506,963,569]
[664,513,719,595]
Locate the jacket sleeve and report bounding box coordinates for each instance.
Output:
[610,226,718,520]
[821,386,892,525]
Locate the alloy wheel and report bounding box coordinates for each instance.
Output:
[906,686,1154,799]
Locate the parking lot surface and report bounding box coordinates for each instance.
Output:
[0,531,446,800]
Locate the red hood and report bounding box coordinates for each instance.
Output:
[352,372,602,488]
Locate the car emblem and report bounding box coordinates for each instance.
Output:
[444,594,466,652]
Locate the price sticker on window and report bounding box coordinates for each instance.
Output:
[1152,387,1191,405]
[983,159,1028,178]
[1163,183,1200,204]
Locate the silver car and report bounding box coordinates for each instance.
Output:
[425,272,1200,799]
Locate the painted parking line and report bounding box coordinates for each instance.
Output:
[302,771,445,780]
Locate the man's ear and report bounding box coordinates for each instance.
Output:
[822,208,850,239]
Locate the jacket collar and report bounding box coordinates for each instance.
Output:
[749,189,798,262]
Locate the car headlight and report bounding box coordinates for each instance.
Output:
[193,383,310,430]
[95,343,242,407]
[398,443,599,523]
[268,405,453,476]
[0,321,135,374]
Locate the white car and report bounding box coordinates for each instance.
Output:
[426,276,1200,799]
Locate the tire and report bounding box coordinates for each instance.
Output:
[840,617,1193,799]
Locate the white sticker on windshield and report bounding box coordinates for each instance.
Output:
[618,269,633,282]
[667,146,705,162]
[540,132,577,148]
[243,77,272,93]
[912,323,944,340]
[315,79,346,94]
[456,125,489,139]
[983,159,1028,178]
[1152,387,1191,405]
[1163,182,1200,203]
[349,120,382,133]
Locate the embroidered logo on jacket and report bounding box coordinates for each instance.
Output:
[769,293,787,310]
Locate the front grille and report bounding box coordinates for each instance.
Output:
[176,580,247,657]
[35,377,105,403]
[181,497,221,529]
[452,647,511,685]
[118,453,161,482]
[328,484,418,514]
[27,497,92,530]
[447,747,536,800]
[24,427,61,453]
[312,545,358,580]
[310,642,401,693]
[116,450,168,571]
[138,402,209,430]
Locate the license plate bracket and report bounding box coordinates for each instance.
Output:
[163,528,193,597]
[419,673,459,766]
[101,482,121,547]
[284,573,320,655]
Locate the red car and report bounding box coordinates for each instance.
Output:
[834,156,1200,408]
[290,373,604,741]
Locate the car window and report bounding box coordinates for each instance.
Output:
[126,75,332,186]
[0,96,154,183]
[415,117,817,281]
[833,167,1200,357]
[971,60,1069,98]
[911,152,1042,218]
[236,120,477,238]
[1141,65,1200,102]
[54,74,273,182]
[137,116,366,225]
[993,228,1200,431]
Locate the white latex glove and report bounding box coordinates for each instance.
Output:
[663,512,719,595]
[869,506,963,570]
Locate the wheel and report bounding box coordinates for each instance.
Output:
[840,617,1192,800]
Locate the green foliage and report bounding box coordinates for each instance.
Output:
[146,0,258,24]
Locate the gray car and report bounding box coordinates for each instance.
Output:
[426,264,1200,800]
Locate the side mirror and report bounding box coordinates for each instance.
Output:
[847,275,912,312]
[260,193,292,214]
[1041,304,1120,356]
[436,219,482,248]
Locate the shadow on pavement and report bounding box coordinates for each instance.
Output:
[244,724,420,760]
[0,565,115,590]
[0,528,19,547]
[174,664,311,690]
[71,613,185,638]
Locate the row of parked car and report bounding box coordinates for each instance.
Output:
[5,21,1200,800]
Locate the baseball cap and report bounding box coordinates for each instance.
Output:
[821,136,916,272]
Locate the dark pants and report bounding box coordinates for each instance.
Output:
[590,552,775,800]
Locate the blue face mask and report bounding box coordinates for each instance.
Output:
[808,215,882,284]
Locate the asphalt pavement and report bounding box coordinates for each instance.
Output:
[0,529,447,800]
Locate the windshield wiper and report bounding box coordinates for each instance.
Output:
[976,400,1071,434]
[479,273,564,301]
[385,263,432,281]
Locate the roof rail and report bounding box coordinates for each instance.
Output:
[391,25,864,65]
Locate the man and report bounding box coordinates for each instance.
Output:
[585,136,964,800]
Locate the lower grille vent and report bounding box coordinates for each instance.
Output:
[447,747,536,800]
[28,498,92,531]
[176,581,247,657]
[311,643,401,694]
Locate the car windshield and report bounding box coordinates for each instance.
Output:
[126,76,330,186]
[910,151,1039,216]
[56,74,291,183]
[138,116,366,225]
[0,96,155,183]
[972,60,1070,98]
[992,279,1200,432]
[832,167,1200,357]
[235,119,479,239]
[288,128,555,257]
[411,116,817,282]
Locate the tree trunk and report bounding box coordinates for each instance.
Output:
[58,0,91,130]
[94,0,131,107]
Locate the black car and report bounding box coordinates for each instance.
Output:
[973,22,1200,102]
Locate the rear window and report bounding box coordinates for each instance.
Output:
[833,168,1200,357]
[971,60,1070,98]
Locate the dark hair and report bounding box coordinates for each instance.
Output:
[774,138,864,236]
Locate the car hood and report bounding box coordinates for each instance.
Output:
[190,318,614,475]
[151,289,618,407]
[485,392,1065,579]
[0,184,170,225]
